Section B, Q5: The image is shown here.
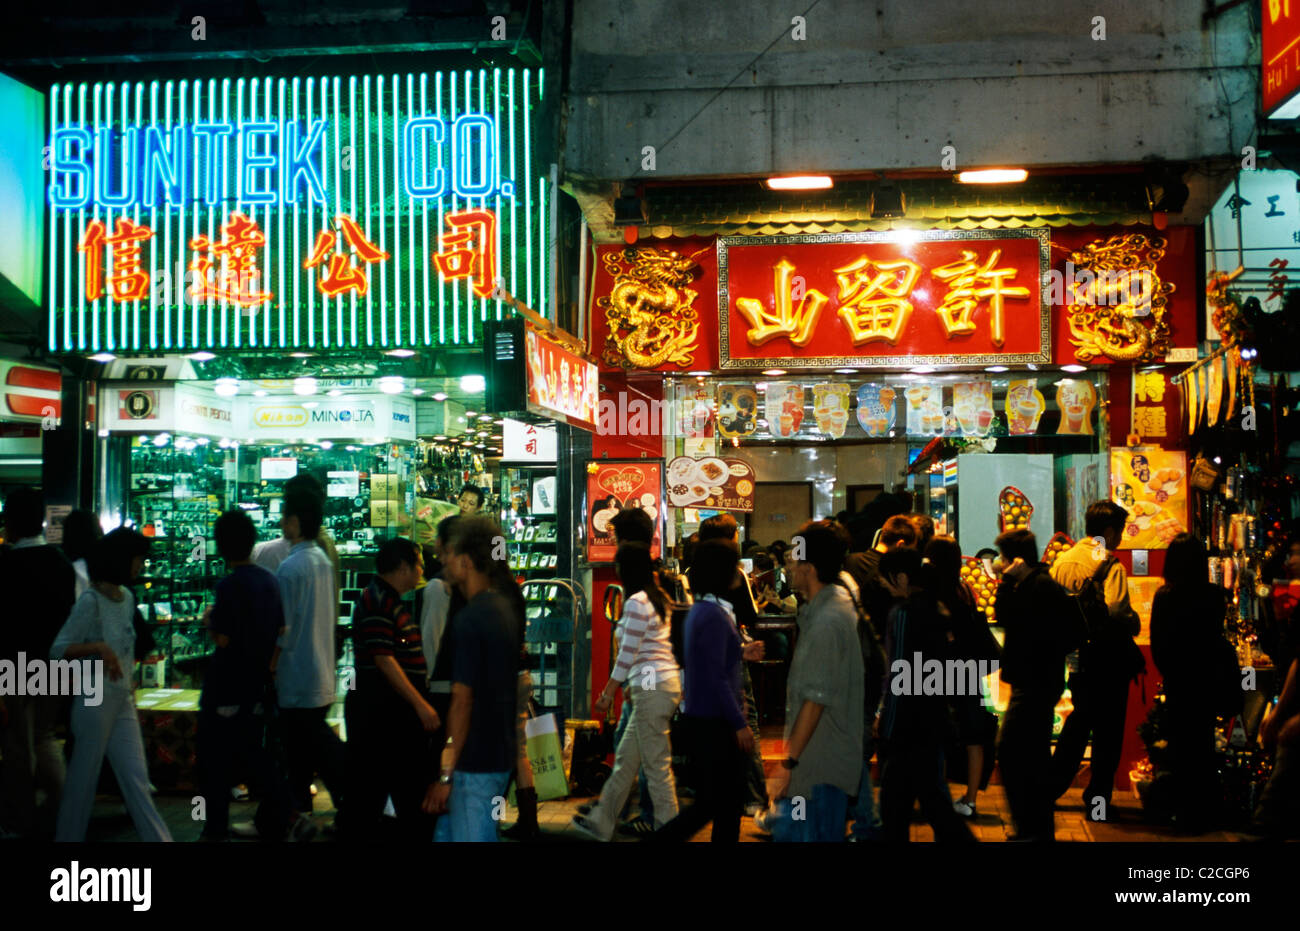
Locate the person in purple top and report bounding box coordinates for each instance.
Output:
[651,540,752,843]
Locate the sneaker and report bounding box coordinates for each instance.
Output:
[953,800,976,818]
[230,821,261,839]
[570,814,610,842]
[615,817,654,837]
[289,815,318,843]
[753,808,774,835]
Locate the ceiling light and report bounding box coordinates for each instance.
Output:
[465,411,476,418]
[910,366,936,374]
[379,376,404,394]
[302,401,319,409]
[253,389,268,397]
[688,370,711,376]
[89,352,116,363]
[478,414,493,421]
[765,175,833,191]
[762,369,786,377]
[412,388,425,396]
[460,374,486,393]
[293,377,317,395]
[955,169,1028,184]
[327,389,343,397]
[834,368,857,375]
[386,348,416,358]
[214,378,239,397]
[289,352,313,359]
[433,435,446,441]
[493,419,505,425]
[984,365,1009,373]
[891,228,921,246]
[188,351,216,362]
[98,429,109,438]
[319,441,333,449]
[1061,364,1088,374]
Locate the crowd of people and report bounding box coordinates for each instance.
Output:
[2,478,1299,842]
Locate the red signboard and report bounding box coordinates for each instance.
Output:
[1264,0,1300,117]
[525,324,599,432]
[718,230,1049,369]
[0,361,62,424]
[586,461,662,563]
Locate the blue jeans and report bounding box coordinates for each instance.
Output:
[850,755,884,839]
[433,771,511,842]
[770,783,849,843]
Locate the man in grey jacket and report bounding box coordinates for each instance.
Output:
[764,520,864,842]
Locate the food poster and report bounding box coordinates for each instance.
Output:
[903,383,946,436]
[855,384,898,437]
[1127,576,1162,645]
[587,461,662,563]
[1055,379,1097,436]
[953,380,995,437]
[717,383,758,438]
[674,382,715,439]
[1005,379,1046,435]
[667,457,756,512]
[812,383,851,438]
[1110,447,1187,550]
[764,382,805,439]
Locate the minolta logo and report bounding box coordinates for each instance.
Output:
[310,409,374,424]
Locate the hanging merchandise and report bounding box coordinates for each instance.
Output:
[1207,356,1224,425]
[855,384,897,437]
[1005,379,1045,435]
[953,380,995,437]
[811,383,851,438]
[716,383,758,438]
[1055,379,1097,436]
[764,382,805,439]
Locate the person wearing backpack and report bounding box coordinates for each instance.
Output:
[1049,501,1142,820]
[839,557,887,841]
[994,530,1083,841]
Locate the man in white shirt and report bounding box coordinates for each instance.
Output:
[272,487,346,819]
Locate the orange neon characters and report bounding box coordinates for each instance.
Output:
[433,210,498,298]
[78,218,155,302]
[931,248,1030,347]
[188,213,273,307]
[833,255,921,344]
[303,214,391,297]
[735,260,829,347]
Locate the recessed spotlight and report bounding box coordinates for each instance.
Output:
[834,368,856,375]
[910,366,936,374]
[762,369,787,377]
[687,370,711,376]
[293,377,317,395]
[327,389,343,397]
[1061,364,1088,374]
[460,374,486,393]
[766,175,833,191]
[289,352,313,359]
[432,392,448,402]
[955,169,1028,184]
[319,441,333,449]
[302,401,319,409]
[89,352,116,363]
[214,378,239,397]
[985,365,1009,373]
[411,388,425,396]
[188,351,216,362]
[253,389,268,397]
[386,348,416,358]
[379,376,404,394]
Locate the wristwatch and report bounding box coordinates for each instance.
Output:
[781,757,799,770]
[439,771,453,785]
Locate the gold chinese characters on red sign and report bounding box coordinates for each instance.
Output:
[718,230,1049,369]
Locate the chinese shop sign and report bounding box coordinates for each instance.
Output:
[525,324,599,432]
[0,361,62,424]
[1265,0,1300,117]
[717,230,1049,369]
[46,71,546,354]
[667,456,755,512]
[587,461,662,563]
[502,418,557,462]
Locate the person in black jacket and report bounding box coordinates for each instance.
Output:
[0,487,76,839]
[993,529,1081,842]
[1150,533,1232,832]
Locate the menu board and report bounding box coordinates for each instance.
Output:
[1055,379,1097,436]
[1005,379,1046,435]
[717,383,758,438]
[811,383,851,438]
[764,382,805,438]
[666,456,756,512]
[855,384,898,437]
[1110,446,1188,550]
[953,380,995,437]
[586,461,662,563]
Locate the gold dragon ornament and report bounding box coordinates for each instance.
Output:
[1066,233,1174,363]
[598,247,704,369]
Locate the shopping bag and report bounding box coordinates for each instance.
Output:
[524,713,569,801]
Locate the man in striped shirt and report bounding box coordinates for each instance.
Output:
[341,537,439,842]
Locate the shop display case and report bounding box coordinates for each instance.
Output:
[500,465,559,580]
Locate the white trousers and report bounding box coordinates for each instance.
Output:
[586,676,682,838]
[55,686,173,842]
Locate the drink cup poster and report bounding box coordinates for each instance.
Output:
[1111,447,1187,550]
[855,384,897,437]
[717,383,758,438]
[764,382,805,438]
[587,461,662,563]
[1056,379,1096,436]
[811,384,851,438]
[952,381,995,437]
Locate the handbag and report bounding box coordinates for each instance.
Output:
[520,712,569,801]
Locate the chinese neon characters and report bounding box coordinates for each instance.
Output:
[304,215,390,297]
[189,213,273,306]
[433,209,497,299]
[78,218,153,302]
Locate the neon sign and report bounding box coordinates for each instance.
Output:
[47,71,546,354]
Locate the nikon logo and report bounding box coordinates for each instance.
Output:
[254,406,308,428]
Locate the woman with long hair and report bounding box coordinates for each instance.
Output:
[572,541,682,841]
[60,509,102,600]
[1150,533,1232,831]
[924,535,999,819]
[52,528,172,841]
